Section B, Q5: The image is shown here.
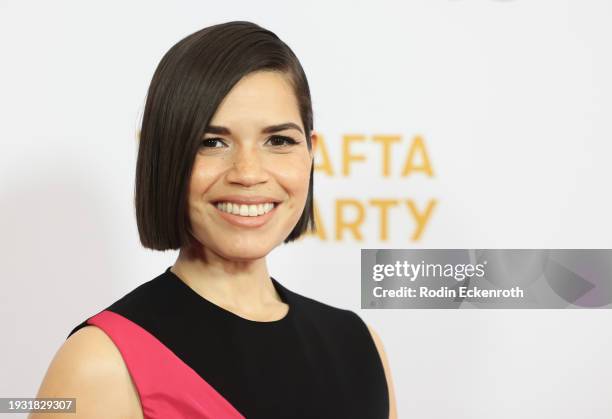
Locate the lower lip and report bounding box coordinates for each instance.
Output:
[212,202,280,228]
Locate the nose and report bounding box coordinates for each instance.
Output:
[226,145,268,186]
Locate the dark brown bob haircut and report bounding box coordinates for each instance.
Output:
[135,21,315,251]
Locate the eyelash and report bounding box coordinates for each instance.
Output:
[200,135,300,149]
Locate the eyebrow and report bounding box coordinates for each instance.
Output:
[204,122,304,135]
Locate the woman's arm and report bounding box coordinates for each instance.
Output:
[29,326,142,419]
[367,324,398,419]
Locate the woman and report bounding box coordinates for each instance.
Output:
[32,21,398,419]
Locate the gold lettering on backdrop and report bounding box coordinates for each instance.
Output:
[401,134,434,177]
[342,134,367,176]
[304,198,438,243]
[311,201,327,241]
[303,133,437,242]
[372,135,401,177]
[313,133,334,176]
[340,133,434,178]
[368,199,400,241]
[335,199,366,241]
[406,199,437,241]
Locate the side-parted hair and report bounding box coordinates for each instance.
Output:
[135,21,315,251]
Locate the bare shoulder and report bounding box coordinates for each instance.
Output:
[29,325,143,419]
[366,324,398,419]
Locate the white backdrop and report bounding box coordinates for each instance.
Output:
[1,1,611,418]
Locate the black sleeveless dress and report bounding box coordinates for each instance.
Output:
[67,266,389,418]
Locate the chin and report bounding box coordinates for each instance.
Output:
[221,247,271,261]
[212,238,277,260]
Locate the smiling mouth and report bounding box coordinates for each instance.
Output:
[210,201,281,228]
[214,201,279,217]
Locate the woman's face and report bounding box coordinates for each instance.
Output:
[186,70,316,261]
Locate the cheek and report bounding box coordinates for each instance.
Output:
[189,159,220,198]
[272,155,311,202]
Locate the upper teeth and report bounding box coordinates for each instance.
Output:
[216,202,276,217]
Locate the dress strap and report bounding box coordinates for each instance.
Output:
[87,310,245,419]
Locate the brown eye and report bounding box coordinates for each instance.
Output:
[200,138,227,148]
[266,135,299,147]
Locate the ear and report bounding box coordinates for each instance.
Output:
[310,131,319,156]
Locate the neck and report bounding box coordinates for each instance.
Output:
[170,244,283,315]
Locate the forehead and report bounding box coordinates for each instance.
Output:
[209,71,301,127]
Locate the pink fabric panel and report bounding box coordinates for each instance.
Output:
[87,310,245,419]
